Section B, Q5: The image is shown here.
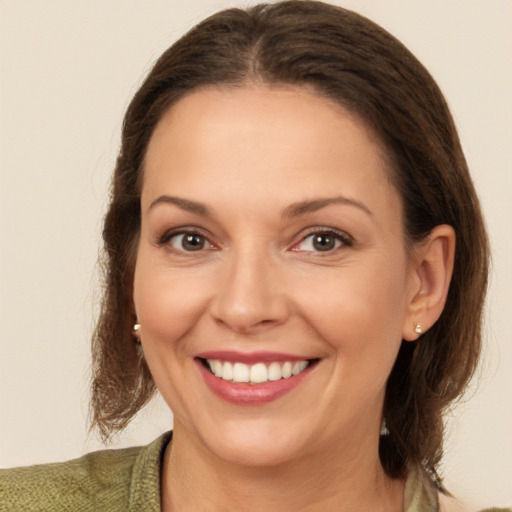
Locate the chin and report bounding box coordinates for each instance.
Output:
[192,417,313,468]
[210,433,304,468]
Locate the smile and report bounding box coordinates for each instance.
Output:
[196,353,319,405]
[205,359,310,384]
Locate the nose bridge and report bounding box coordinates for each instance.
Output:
[211,237,289,332]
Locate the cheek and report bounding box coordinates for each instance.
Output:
[296,257,409,356]
[132,252,213,347]
[131,252,214,418]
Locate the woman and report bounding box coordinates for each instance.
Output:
[1,1,508,511]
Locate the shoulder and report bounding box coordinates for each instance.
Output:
[438,492,512,512]
[0,445,141,512]
[477,510,512,512]
[405,466,511,512]
[0,432,171,512]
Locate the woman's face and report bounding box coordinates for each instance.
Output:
[133,86,418,467]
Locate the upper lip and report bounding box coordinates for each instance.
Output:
[195,350,315,364]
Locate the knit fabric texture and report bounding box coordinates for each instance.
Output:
[0,432,170,512]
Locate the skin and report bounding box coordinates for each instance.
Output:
[133,85,455,511]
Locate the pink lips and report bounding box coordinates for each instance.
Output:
[197,350,309,364]
[195,351,316,405]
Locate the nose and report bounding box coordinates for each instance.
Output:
[209,246,290,334]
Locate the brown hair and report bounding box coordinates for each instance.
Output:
[91,0,489,486]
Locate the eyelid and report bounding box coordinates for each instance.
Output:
[157,226,216,252]
[155,225,352,253]
[290,227,353,252]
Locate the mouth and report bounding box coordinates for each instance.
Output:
[195,352,320,405]
[199,358,315,384]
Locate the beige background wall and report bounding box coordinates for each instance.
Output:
[1,0,511,509]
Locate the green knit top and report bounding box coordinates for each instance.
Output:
[0,433,170,512]
[1,432,510,512]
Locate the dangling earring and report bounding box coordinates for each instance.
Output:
[414,323,423,335]
[380,418,390,436]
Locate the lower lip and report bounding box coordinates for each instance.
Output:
[196,360,314,405]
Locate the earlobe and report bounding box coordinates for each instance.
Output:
[133,322,141,343]
[402,224,456,341]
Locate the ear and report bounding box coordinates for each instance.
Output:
[402,224,456,341]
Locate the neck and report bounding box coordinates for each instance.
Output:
[161,424,404,512]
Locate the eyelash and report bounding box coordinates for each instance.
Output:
[157,228,215,254]
[157,227,353,254]
[291,228,353,253]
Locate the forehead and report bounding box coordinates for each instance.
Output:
[147,84,387,160]
[142,85,401,224]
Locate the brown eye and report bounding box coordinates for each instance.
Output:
[312,234,336,251]
[294,231,346,253]
[170,233,208,251]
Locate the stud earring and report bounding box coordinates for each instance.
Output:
[414,323,423,335]
[133,323,141,343]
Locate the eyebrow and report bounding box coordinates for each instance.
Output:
[282,196,373,218]
[147,194,373,218]
[148,195,212,216]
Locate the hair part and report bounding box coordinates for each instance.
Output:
[90,0,489,486]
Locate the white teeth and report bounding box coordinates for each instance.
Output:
[206,359,310,383]
[233,362,250,383]
[213,360,223,377]
[292,360,308,375]
[222,362,233,381]
[250,363,268,383]
[267,362,282,381]
[281,361,292,378]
